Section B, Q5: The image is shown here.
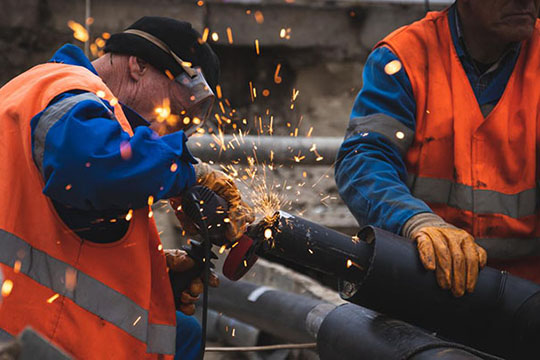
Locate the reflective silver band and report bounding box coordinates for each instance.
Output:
[476,237,540,259]
[32,92,113,176]
[0,229,175,354]
[147,323,177,354]
[408,174,538,219]
[345,113,414,155]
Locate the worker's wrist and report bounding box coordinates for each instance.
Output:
[401,212,453,239]
[194,160,212,180]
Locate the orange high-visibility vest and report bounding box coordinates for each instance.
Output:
[0,63,177,359]
[378,11,540,279]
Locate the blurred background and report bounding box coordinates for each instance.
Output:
[1,1,451,358]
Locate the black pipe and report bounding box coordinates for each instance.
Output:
[208,275,326,343]
[249,212,540,359]
[318,304,498,360]
[252,211,371,282]
[208,278,497,360]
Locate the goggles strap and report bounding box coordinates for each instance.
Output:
[123,29,197,77]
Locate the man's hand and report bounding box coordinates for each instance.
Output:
[173,162,255,241]
[164,249,219,315]
[413,226,487,297]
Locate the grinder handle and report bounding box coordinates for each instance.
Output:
[169,241,217,309]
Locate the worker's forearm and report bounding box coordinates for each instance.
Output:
[335,133,432,234]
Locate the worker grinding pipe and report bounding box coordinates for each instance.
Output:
[335,0,540,296]
[0,17,253,359]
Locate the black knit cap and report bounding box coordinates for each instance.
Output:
[104,17,220,91]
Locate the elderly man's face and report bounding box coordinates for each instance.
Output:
[464,0,540,42]
[129,65,189,135]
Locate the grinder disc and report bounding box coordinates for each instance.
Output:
[223,235,258,281]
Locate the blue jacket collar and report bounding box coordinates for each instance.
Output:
[49,44,99,76]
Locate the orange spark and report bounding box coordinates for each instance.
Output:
[216,84,223,99]
[47,293,60,304]
[125,209,133,221]
[201,28,210,43]
[274,64,282,84]
[13,260,21,274]
[226,27,234,44]
[67,21,89,42]
[219,245,227,254]
[254,11,264,24]
[120,141,132,160]
[255,39,260,55]
[65,268,77,291]
[1,279,13,297]
[165,69,175,80]
[384,60,402,75]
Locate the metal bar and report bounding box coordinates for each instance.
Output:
[188,135,342,165]
[84,0,90,57]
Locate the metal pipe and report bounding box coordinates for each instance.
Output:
[208,276,327,343]
[201,309,260,348]
[248,213,540,359]
[84,0,90,57]
[188,135,341,165]
[208,278,495,360]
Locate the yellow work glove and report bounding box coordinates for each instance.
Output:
[403,213,487,297]
[164,249,219,315]
[172,162,254,241]
[195,163,254,240]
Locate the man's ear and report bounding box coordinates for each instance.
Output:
[127,56,148,81]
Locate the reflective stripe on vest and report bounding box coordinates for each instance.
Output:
[407,174,538,219]
[345,113,414,155]
[32,92,115,176]
[0,229,175,355]
[476,237,540,259]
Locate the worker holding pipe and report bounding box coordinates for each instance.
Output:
[0,17,253,359]
[336,0,540,297]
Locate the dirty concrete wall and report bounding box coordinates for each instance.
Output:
[1,0,442,239]
[1,0,439,138]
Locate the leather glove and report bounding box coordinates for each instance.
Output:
[172,162,255,241]
[403,213,487,297]
[164,249,219,315]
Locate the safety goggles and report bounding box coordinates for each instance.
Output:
[124,29,215,136]
[173,68,215,136]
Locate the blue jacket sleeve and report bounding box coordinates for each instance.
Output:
[31,92,197,211]
[334,47,432,234]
